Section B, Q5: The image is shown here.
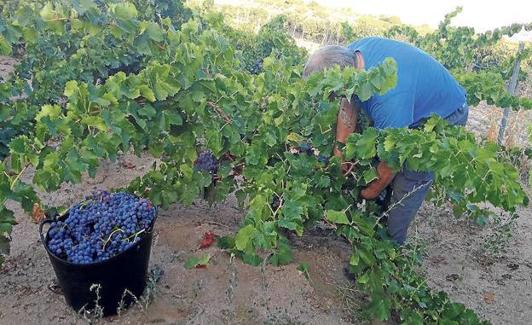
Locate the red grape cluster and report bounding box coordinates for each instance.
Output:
[194,150,218,175]
[46,191,156,264]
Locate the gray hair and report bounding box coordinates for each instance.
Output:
[303,45,356,78]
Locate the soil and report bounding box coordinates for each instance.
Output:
[414,202,532,325]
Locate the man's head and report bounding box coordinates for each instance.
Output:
[303,45,356,78]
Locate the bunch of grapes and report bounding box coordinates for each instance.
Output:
[46,191,156,264]
[297,143,314,156]
[249,59,263,74]
[194,150,218,175]
[317,155,329,164]
[291,143,329,164]
[271,195,281,211]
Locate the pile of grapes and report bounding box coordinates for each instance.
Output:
[46,191,156,264]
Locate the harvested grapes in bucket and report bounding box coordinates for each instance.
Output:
[46,191,156,264]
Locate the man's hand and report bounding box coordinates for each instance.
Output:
[360,161,395,200]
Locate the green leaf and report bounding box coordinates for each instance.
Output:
[64,81,79,97]
[138,85,156,102]
[358,79,373,101]
[325,210,350,225]
[235,224,255,251]
[39,3,65,33]
[36,105,62,122]
[286,132,304,143]
[369,296,391,321]
[72,0,98,15]
[297,263,310,280]
[350,127,378,160]
[164,111,183,126]
[241,253,262,266]
[111,3,138,20]
[0,36,12,56]
[269,238,293,266]
[317,175,330,188]
[141,21,164,42]
[81,116,107,131]
[216,235,235,249]
[349,253,360,266]
[357,271,370,284]
[362,167,378,184]
[184,254,210,269]
[40,3,56,21]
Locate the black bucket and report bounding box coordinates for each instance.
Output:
[39,211,156,316]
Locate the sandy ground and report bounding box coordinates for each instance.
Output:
[414,202,532,325]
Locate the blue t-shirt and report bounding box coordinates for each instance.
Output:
[347,37,466,129]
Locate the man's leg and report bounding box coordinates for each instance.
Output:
[385,169,433,245]
[382,104,468,244]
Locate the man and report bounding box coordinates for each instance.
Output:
[303,37,468,245]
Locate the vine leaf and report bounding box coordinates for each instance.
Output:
[269,238,293,266]
[235,224,255,251]
[325,210,350,225]
[216,235,235,249]
[349,253,360,266]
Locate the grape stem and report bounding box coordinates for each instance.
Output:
[127,228,146,242]
[9,165,28,190]
[102,228,125,250]
[207,101,232,123]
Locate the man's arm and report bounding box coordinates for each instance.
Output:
[334,98,396,199]
[333,98,358,160]
[333,98,360,175]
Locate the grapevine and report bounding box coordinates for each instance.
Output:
[0,1,529,324]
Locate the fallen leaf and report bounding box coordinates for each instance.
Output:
[184,254,211,269]
[32,203,46,224]
[297,262,310,280]
[199,231,216,249]
[483,291,495,304]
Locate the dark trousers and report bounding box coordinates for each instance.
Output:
[384,104,469,244]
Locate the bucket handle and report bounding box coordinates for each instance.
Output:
[39,215,58,244]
